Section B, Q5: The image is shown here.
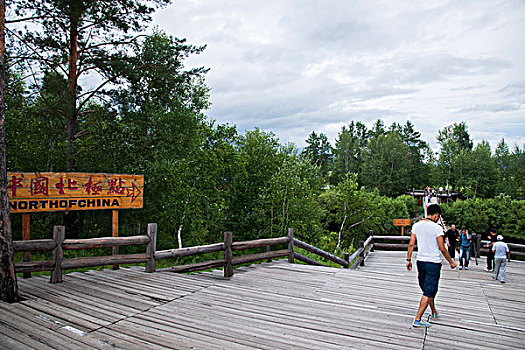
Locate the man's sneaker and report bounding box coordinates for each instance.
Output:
[431,312,439,320]
[484,268,490,272]
[492,276,496,280]
[465,267,469,270]
[412,319,432,328]
[459,267,463,270]
[501,281,506,284]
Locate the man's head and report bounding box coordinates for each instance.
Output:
[497,235,504,241]
[490,228,496,234]
[426,204,442,222]
[451,224,456,230]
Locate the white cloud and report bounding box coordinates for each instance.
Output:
[153,0,525,151]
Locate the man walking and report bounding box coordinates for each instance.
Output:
[492,235,510,283]
[444,224,459,260]
[407,204,457,328]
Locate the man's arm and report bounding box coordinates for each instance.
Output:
[437,235,457,268]
[406,233,416,271]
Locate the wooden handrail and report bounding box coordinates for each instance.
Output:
[294,252,327,267]
[63,235,150,250]
[232,250,289,266]
[13,225,156,283]
[372,236,410,241]
[293,238,349,268]
[370,235,525,260]
[13,239,56,252]
[232,236,289,250]
[155,243,224,260]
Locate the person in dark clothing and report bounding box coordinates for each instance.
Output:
[444,224,459,260]
[485,229,497,272]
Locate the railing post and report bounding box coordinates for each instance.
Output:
[266,245,272,263]
[288,228,294,263]
[359,241,365,266]
[51,225,65,283]
[224,231,233,278]
[344,253,350,268]
[369,230,375,252]
[145,223,157,273]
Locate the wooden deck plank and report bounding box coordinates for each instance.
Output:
[1,250,524,349]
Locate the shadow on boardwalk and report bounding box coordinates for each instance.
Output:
[0,251,524,349]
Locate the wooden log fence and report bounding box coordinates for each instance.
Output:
[367,234,525,260]
[13,225,377,283]
[13,224,158,283]
[293,238,349,268]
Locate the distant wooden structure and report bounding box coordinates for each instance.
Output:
[405,188,462,205]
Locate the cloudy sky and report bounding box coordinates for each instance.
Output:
[153,0,525,150]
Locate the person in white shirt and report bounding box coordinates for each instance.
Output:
[406,204,457,328]
[492,235,510,283]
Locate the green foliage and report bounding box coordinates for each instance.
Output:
[361,131,408,196]
[442,195,525,239]
[255,152,324,241]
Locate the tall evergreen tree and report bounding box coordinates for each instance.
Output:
[436,122,473,188]
[9,0,170,170]
[302,131,333,178]
[331,121,368,185]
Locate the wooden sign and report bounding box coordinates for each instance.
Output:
[393,218,410,226]
[7,172,143,213]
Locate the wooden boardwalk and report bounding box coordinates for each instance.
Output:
[1,251,524,349]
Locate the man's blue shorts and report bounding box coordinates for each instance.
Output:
[417,261,442,298]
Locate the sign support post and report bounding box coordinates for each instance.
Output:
[22,213,31,278]
[112,209,119,269]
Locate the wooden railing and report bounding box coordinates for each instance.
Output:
[154,232,290,276]
[369,234,525,260]
[480,242,525,259]
[13,226,376,283]
[372,235,411,249]
[13,224,157,283]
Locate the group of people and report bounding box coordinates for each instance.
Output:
[444,225,510,280]
[444,224,473,270]
[406,204,510,328]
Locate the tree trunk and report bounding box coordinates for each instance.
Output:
[66,17,79,171]
[175,224,182,249]
[335,202,347,254]
[64,17,80,238]
[0,0,20,303]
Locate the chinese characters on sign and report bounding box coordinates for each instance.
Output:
[7,172,144,213]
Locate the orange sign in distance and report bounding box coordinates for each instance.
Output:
[393,218,411,226]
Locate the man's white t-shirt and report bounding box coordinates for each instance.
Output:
[412,220,444,263]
